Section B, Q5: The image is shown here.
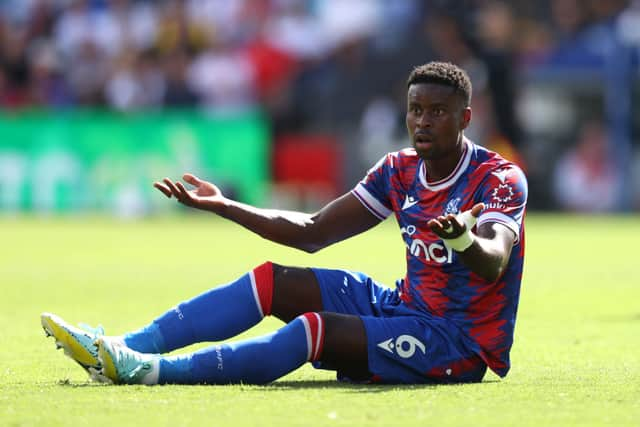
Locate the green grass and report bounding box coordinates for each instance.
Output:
[1,214,638,426]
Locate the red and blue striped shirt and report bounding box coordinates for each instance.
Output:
[351,138,527,377]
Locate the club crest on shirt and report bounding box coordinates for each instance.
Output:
[444,197,461,215]
[492,184,514,203]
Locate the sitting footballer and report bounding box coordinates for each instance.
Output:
[41,61,527,385]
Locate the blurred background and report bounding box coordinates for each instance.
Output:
[1,0,639,217]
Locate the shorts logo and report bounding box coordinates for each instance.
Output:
[377,335,426,359]
[215,345,224,371]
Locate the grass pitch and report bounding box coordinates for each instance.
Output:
[0,213,638,426]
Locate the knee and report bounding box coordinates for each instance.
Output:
[272,264,320,291]
[314,312,368,363]
[272,263,302,285]
[296,312,370,379]
[270,265,323,322]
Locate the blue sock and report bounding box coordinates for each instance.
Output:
[158,313,325,384]
[123,322,166,354]
[124,262,274,353]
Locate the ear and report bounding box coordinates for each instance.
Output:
[460,107,472,130]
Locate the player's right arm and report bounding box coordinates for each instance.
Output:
[154,173,381,253]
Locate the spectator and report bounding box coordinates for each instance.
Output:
[66,39,108,105]
[105,49,165,112]
[162,50,199,107]
[27,40,72,107]
[473,1,524,149]
[0,24,31,108]
[553,120,620,212]
[187,42,256,113]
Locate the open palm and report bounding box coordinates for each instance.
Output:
[427,203,485,239]
[154,173,226,212]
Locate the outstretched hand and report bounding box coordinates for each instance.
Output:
[427,203,484,239]
[153,173,226,213]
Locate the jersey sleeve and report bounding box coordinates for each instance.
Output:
[476,165,528,243]
[350,154,394,220]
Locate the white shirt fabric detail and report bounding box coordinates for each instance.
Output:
[351,184,392,220]
[419,138,472,191]
[477,211,521,244]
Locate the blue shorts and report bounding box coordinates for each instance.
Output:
[311,268,487,384]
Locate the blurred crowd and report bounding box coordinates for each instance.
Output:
[0,0,629,123]
[1,0,638,210]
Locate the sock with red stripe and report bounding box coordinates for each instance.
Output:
[123,262,274,354]
[158,312,325,384]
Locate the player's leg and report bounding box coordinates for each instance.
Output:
[120,261,279,353]
[41,261,278,370]
[42,262,326,377]
[271,264,323,322]
[120,263,323,354]
[264,265,379,377]
[311,312,371,381]
[96,311,370,385]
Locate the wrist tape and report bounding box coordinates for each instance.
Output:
[442,210,477,252]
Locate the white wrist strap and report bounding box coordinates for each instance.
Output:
[442,210,477,252]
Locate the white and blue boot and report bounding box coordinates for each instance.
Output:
[97,338,160,385]
[41,312,108,382]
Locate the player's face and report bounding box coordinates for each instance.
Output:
[406,83,471,161]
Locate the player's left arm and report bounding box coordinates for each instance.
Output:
[428,166,527,282]
[462,217,516,282]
